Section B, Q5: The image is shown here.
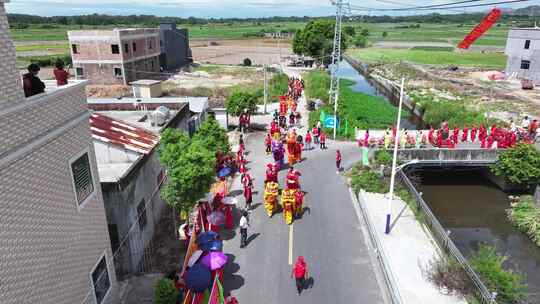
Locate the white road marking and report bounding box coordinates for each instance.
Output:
[288,223,294,265]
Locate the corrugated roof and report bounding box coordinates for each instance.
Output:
[90,113,159,154]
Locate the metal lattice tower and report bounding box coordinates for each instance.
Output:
[329,0,349,139]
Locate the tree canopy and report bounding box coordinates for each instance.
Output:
[293,19,348,64]
[161,140,216,214]
[192,116,230,155]
[226,90,259,117]
[158,128,191,170]
[491,144,540,186]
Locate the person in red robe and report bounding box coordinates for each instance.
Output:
[364,130,370,147]
[461,126,468,142]
[286,167,301,190]
[265,163,277,184]
[437,130,443,147]
[336,150,342,172]
[244,182,253,209]
[447,139,455,149]
[480,137,486,149]
[490,124,497,137]
[265,134,272,154]
[294,141,302,162]
[294,190,304,217]
[428,127,435,145]
[510,131,517,147]
[470,126,478,142]
[452,127,459,144]
[305,131,312,150]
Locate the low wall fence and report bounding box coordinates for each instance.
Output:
[397,170,497,304]
[356,190,403,304]
[397,148,500,163]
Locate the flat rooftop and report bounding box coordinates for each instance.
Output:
[96,110,179,134]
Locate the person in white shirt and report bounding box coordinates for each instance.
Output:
[509,118,517,132]
[239,211,250,248]
[522,116,530,130]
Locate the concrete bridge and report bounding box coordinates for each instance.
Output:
[396,148,501,164]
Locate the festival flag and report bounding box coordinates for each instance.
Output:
[183,290,193,304]
[457,8,501,49]
[182,227,199,274]
[191,292,206,304]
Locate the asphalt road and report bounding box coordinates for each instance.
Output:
[222,130,386,303]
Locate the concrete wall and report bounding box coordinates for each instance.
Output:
[160,28,190,70]
[0,3,23,107]
[0,4,118,301]
[101,150,167,279]
[124,56,161,84]
[504,29,540,82]
[397,148,500,162]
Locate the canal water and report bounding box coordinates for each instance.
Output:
[335,60,420,130]
[418,168,540,301]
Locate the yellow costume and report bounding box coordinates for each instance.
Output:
[281,189,297,225]
[286,132,298,165]
[264,182,279,217]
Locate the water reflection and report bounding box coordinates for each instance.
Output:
[418,169,540,301]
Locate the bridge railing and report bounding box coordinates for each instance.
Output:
[397,170,497,304]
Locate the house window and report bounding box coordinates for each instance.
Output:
[151,60,154,69]
[75,67,84,78]
[71,153,94,206]
[111,44,120,54]
[149,39,153,50]
[91,255,111,304]
[114,67,123,77]
[137,199,147,230]
[132,42,137,52]
[72,44,78,54]
[525,40,531,50]
[521,60,531,70]
[124,43,129,53]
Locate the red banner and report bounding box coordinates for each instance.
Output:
[457,8,501,49]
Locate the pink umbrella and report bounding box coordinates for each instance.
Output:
[201,252,228,270]
[207,211,225,226]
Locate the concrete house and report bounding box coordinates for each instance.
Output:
[0,1,118,303]
[86,97,207,278]
[505,27,540,83]
[159,23,191,70]
[68,28,161,85]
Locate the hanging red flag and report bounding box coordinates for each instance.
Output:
[457,8,502,49]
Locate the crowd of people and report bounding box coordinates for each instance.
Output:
[356,117,539,150]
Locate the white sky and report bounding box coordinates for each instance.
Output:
[5,0,534,17]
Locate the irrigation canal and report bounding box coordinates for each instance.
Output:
[417,168,540,302]
[336,59,422,130]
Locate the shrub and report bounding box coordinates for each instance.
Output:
[351,170,387,194]
[353,35,368,48]
[304,70,331,103]
[426,256,475,297]
[243,58,252,66]
[25,54,72,67]
[226,90,259,116]
[491,144,540,186]
[470,244,527,304]
[382,31,388,38]
[154,278,178,304]
[375,150,392,166]
[507,196,540,247]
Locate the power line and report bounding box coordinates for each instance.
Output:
[350,0,530,11]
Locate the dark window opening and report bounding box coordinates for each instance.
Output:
[137,199,147,231]
[71,153,94,205]
[111,44,120,54]
[525,40,531,50]
[108,225,119,252]
[124,43,129,53]
[132,42,137,52]
[72,44,78,54]
[149,40,153,49]
[521,60,531,70]
[76,67,84,78]
[91,256,111,304]
[114,67,123,77]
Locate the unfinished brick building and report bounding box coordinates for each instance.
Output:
[68,29,161,85]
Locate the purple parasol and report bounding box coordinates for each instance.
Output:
[201,251,228,270]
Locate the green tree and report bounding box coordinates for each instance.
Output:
[361,28,370,37]
[226,90,259,117]
[158,128,191,170]
[491,144,540,186]
[192,116,230,154]
[292,19,347,64]
[269,72,289,102]
[154,278,179,304]
[343,25,356,37]
[382,31,388,38]
[161,140,216,214]
[353,35,368,48]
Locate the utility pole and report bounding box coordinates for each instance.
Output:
[263,64,268,114]
[329,0,349,139]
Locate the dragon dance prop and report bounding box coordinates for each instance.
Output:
[457,8,501,49]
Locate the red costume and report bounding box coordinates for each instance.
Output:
[428,128,434,145]
[437,130,443,147]
[305,132,312,144]
[286,169,301,190]
[470,127,477,142]
[452,128,459,144]
[461,127,468,142]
